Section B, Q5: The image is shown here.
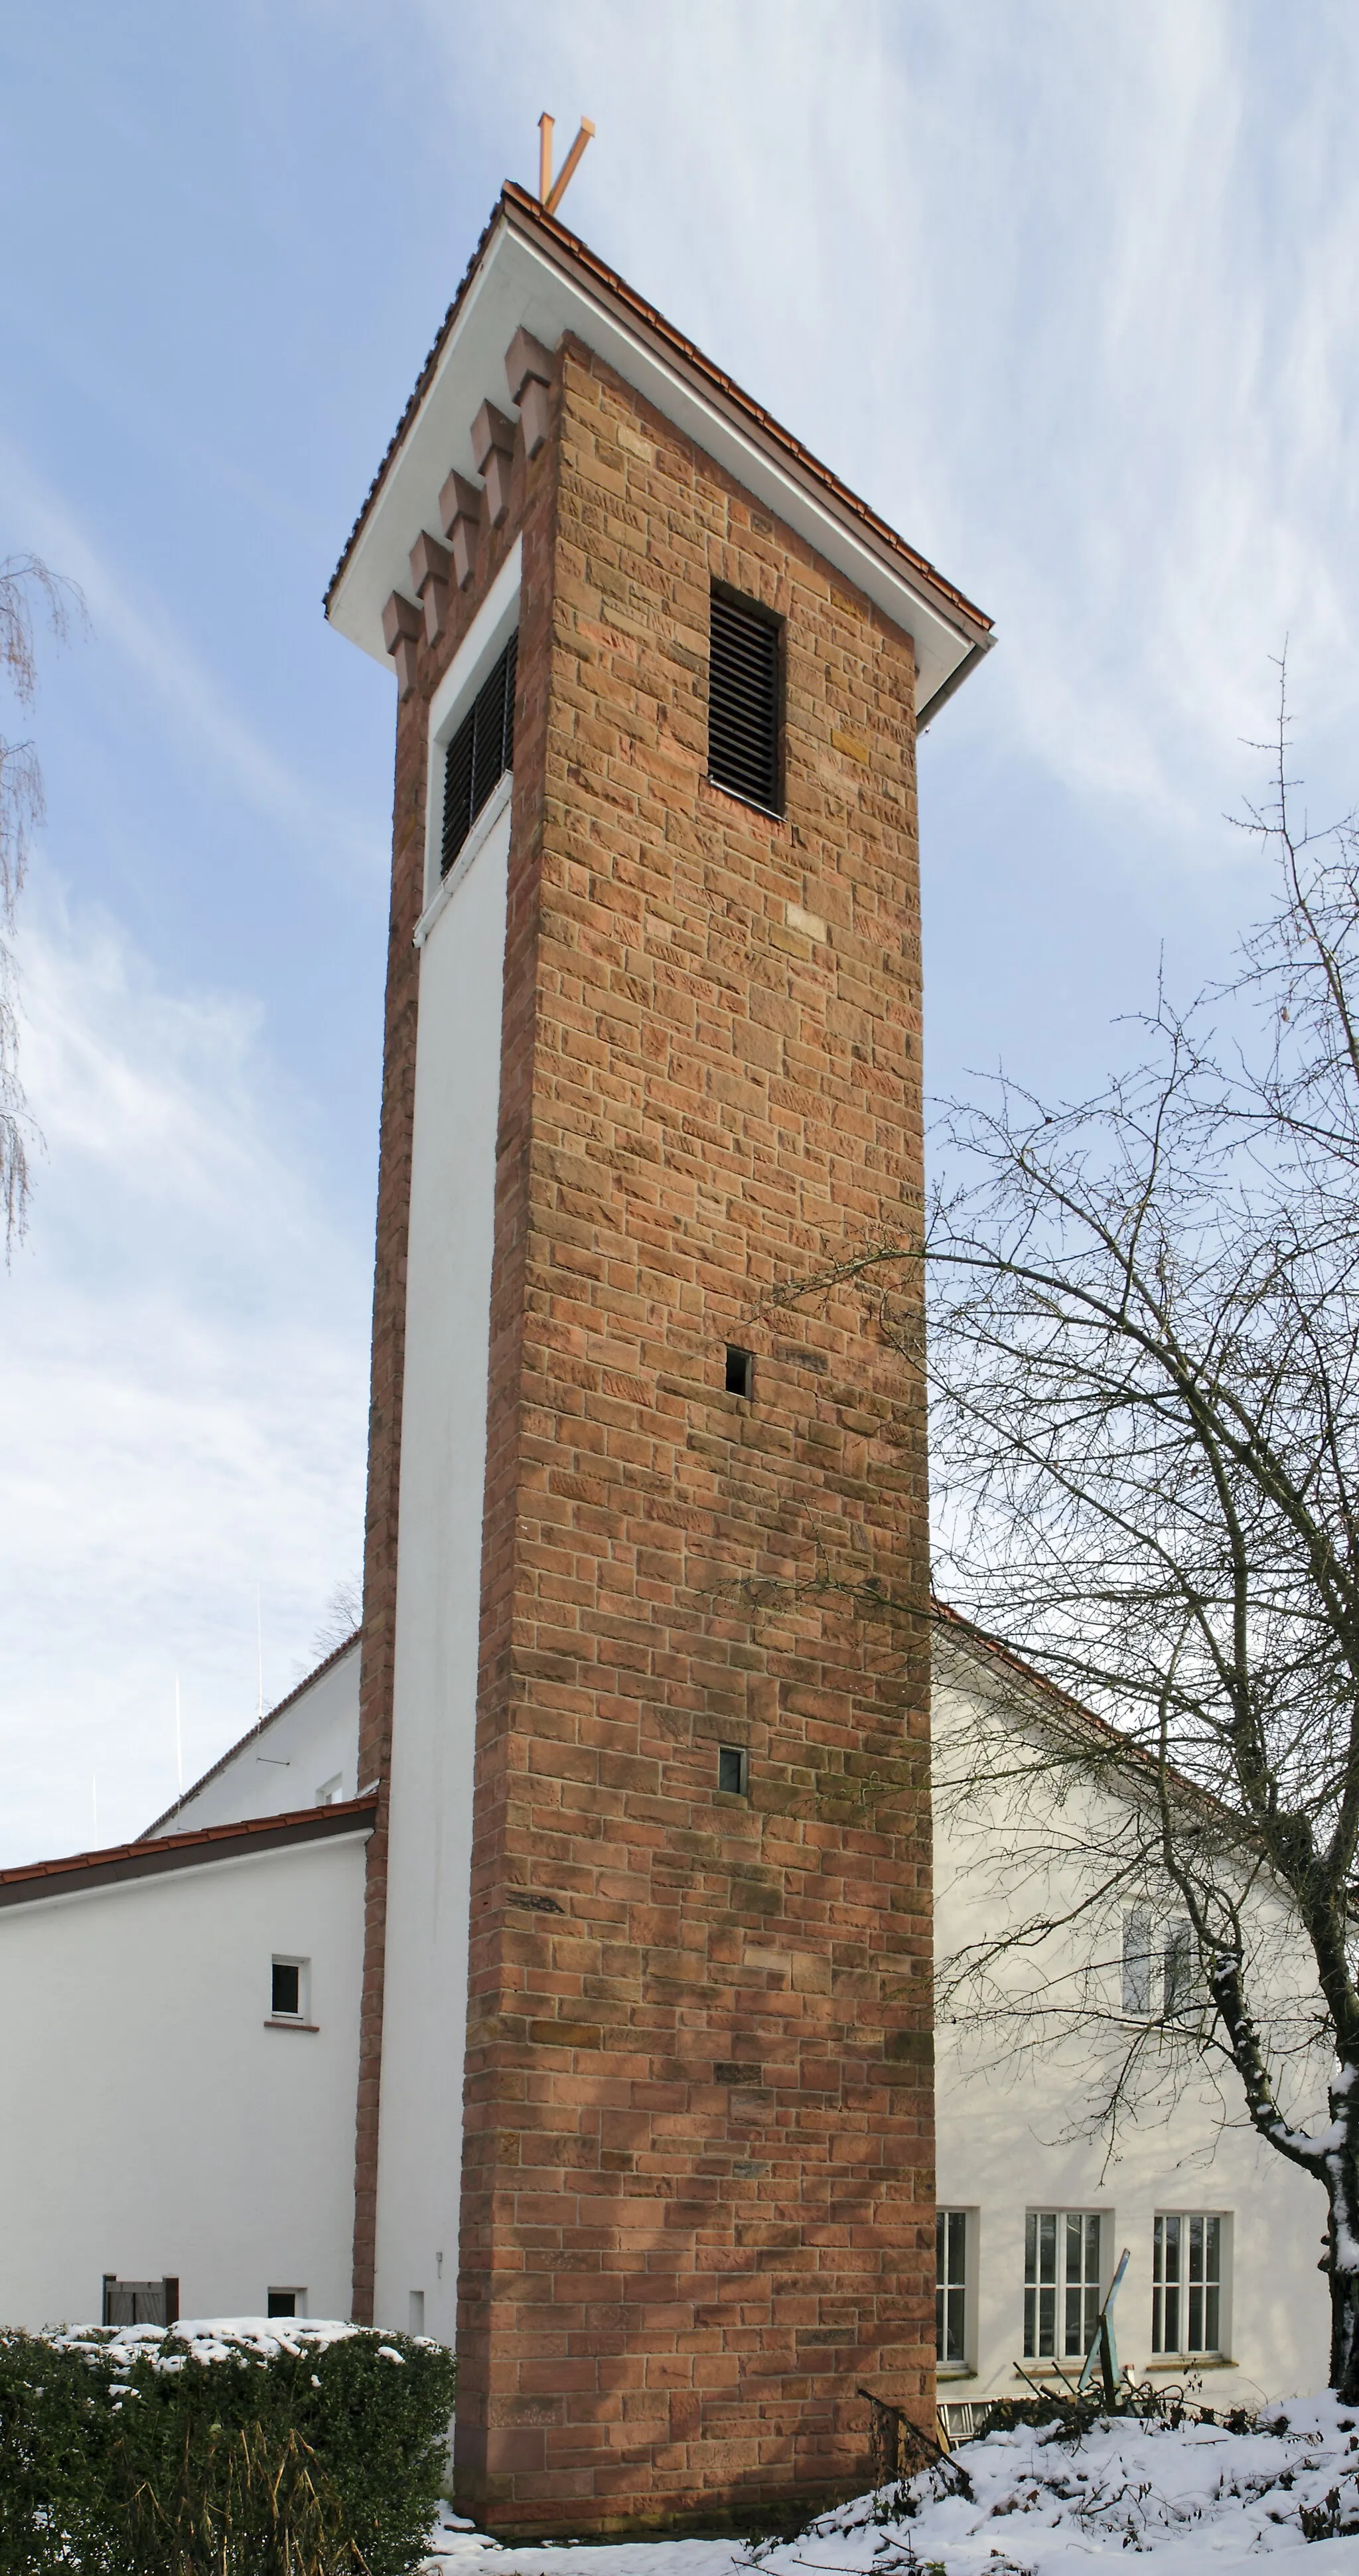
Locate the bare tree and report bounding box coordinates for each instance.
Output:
[1,554,81,1256]
[774,689,1359,2399]
[310,1576,363,1662]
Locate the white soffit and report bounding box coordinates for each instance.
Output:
[328,212,992,720]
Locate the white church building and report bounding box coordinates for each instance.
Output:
[0,1613,1328,2404]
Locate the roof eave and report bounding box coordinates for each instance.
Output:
[325,187,994,720]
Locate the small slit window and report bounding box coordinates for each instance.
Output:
[708,588,782,814]
[441,631,518,878]
[717,1746,749,1795]
[725,1345,754,1399]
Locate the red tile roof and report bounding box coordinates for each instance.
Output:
[0,1797,376,1910]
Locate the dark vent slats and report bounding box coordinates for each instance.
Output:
[441,629,518,879]
[707,591,780,812]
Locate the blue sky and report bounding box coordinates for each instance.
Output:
[3,1,1358,1861]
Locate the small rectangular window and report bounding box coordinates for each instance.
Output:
[717,1746,749,1795]
[267,2289,303,2318]
[408,2290,425,2335]
[708,588,782,814]
[271,1960,301,2018]
[1025,2210,1102,2360]
[441,630,518,878]
[936,2210,968,2364]
[1153,2212,1223,2355]
[725,1345,754,1399]
[316,1774,342,1808]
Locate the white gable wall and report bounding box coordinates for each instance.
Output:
[0,1831,366,2328]
[933,1639,1330,2409]
[151,1641,362,1837]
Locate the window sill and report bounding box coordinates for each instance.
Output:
[413,770,513,948]
[263,2017,320,2033]
[700,773,786,828]
[938,2365,976,2382]
[1142,2356,1234,2371]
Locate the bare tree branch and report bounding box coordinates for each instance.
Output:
[0,554,84,1257]
[770,675,1359,2397]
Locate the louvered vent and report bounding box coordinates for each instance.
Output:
[441,630,518,879]
[707,589,781,814]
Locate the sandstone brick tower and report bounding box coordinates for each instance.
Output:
[325,185,992,2535]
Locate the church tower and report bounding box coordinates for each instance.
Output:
[325,183,992,2535]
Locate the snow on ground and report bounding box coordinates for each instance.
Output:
[423,2396,1359,2574]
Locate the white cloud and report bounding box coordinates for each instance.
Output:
[0,877,370,1862]
[419,0,1359,848]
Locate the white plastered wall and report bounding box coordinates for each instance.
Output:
[370,767,511,2341]
[0,1833,366,2327]
[933,1643,1330,2407]
[157,1643,362,1835]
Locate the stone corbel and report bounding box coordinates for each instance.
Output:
[382,591,423,701]
[470,401,517,529]
[439,470,482,591]
[408,531,452,645]
[504,328,555,461]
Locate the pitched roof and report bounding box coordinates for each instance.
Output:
[324,186,993,723]
[139,1632,361,1842]
[932,1598,1230,1827]
[326,185,993,639]
[0,1797,376,1911]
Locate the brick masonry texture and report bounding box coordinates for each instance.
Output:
[357,333,935,2530]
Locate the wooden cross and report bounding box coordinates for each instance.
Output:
[538,111,595,216]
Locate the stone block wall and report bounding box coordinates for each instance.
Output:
[447,339,935,2531]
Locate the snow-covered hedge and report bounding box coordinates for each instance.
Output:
[0,2315,457,2574]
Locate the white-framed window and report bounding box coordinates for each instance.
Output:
[1025,2210,1104,2360]
[1152,2212,1224,2356]
[936,2208,969,2365]
[315,1774,342,1807]
[270,1956,311,2022]
[1123,1910,1194,2016]
[267,2289,307,2318]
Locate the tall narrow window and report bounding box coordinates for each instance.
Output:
[936,2210,968,2364]
[1122,1910,1153,2014]
[441,631,518,878]
[707,588,781,814]
[1025,2210,1102,2360]
[1153,2212,1222,2355]
[1163,1918,1193,2016]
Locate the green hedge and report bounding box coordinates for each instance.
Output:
[0,2320,457,2574]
